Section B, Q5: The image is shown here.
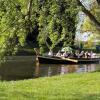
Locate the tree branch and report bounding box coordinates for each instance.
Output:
[77,0,100,29]
[44,34,51,50]
[52,34,66,48]
[27,0,33,33]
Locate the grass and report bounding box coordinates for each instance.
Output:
[0,72,100,100]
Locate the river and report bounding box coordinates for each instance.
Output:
[0,56,99,81]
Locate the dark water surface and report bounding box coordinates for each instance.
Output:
[0,56,99,81]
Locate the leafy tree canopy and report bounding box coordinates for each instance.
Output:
[0,0,79,58]
[1,0,100,58]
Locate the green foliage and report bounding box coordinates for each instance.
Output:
[82,17,95,31]
[37,0,79,53]
[91,1,100,23]
[0,0,79,58]
[0,0,28,60]
[81,1,100,33]
[80,1,100,49]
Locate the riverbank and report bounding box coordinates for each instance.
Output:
[0,72,100,99]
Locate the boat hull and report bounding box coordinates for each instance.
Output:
[38,56,100,64]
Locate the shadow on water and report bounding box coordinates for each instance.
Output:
[0,56,36,81]
[0,56,99,81]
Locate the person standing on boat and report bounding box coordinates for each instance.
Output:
[48,49,53,57]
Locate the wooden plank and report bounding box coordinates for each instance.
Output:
[61,57,78,63]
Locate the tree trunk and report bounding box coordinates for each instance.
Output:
[27,0,33,33]
[77,0,100,29]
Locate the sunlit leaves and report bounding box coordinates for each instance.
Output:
[0,0,79,58]
[81,1,100,33]
[82,17,96,32]
[37,0,79,53]
[91,3,100,23]
[0,0,27,61]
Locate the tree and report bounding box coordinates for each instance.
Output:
[1,0,99,59]
[0,0,79,58]
[77,0,100,29]
[37,0,79,53]
[0,0,26,60]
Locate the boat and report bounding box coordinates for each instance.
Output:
[37,56,100,64]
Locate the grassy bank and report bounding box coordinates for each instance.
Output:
[0,72,100,100]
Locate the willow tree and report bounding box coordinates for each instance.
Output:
[0,0,24,59]
[0,0,80,57]
[37,0,79,53]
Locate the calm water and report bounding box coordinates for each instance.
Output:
[0,56,99,81]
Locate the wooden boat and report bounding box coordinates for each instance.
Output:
[37,56,100,64]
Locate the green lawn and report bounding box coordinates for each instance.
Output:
[0,72,100,100]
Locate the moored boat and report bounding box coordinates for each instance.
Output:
[37,56,100,64]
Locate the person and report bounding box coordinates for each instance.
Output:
[74,50,80,58]
[62,51,68,58]
[56,50,61,57]
[79,51,85,58]
[48,49,53,56]
[90,51,96,58]
[85,51,90,58]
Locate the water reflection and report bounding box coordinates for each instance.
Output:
[34,64,61,77]
[60,65,78,74]
[0,57,35,81]
[61,64,96,74]
[34,64,99,78]
[0,56,99,81]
